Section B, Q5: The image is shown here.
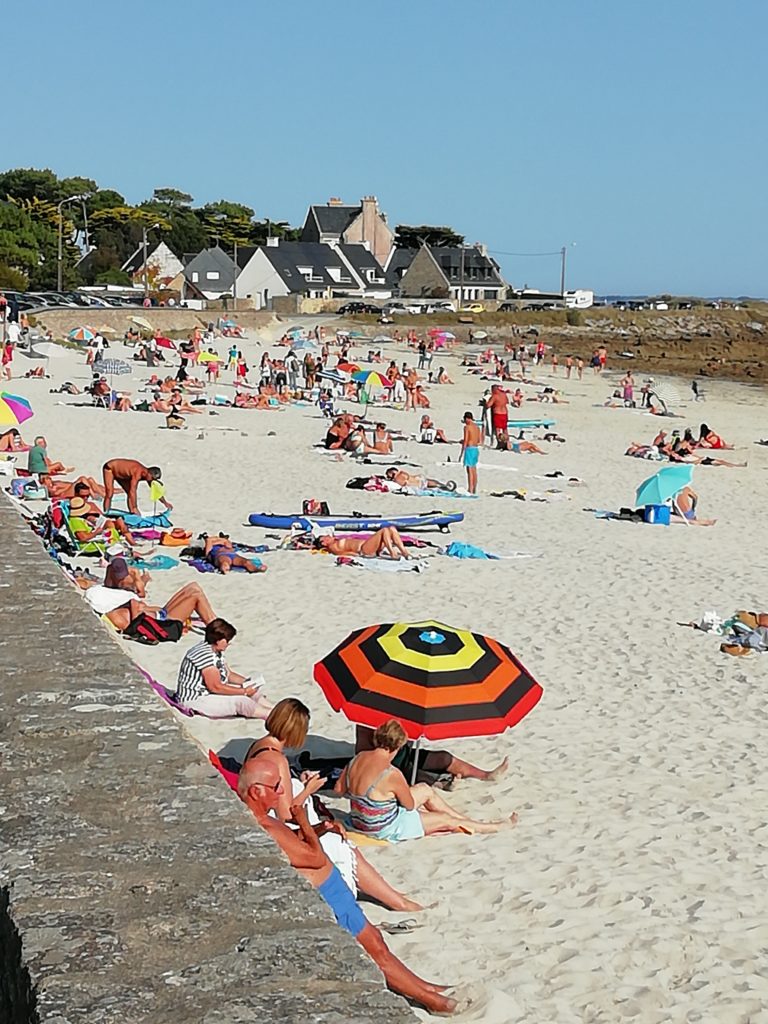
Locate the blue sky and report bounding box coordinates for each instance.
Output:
[5,0,766,295]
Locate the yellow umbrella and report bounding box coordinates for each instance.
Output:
[197,351,220,364]
[130,315,153,331]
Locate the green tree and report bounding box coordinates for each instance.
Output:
[199,199,255,222]
[0,263,29,290]
[151,187,194,208]
[394,225,465,249]
[95,267,133,286]
[60,176,97,200]
[0,201,40,275]
[0,167,60,203]
[88,188,126,213]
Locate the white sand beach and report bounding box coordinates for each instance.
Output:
[7,325,768,1023]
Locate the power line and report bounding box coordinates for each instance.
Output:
[489,249,562,258]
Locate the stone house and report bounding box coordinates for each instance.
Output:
[389,244,506,304]
[300,196,394,269]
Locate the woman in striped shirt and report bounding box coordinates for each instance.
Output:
[174,618,271,718]
[337,720,517,842]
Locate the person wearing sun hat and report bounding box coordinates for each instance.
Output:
[68,483,138,550]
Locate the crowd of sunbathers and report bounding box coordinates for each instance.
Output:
[625,423,746,467]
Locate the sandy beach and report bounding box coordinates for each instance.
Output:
[6,324,768,1023]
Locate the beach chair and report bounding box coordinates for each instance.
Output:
[58,503,109,557]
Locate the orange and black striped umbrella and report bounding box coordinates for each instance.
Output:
[313,620,543,741]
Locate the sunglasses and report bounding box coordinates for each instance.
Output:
[252,779,282,793]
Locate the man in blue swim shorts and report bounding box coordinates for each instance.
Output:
[237,758,456,1014]
[460,410,482,494]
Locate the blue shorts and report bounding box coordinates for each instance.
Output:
[463,446,479,468]
[317,865,367,937]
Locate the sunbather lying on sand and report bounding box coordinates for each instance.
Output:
[204,533,267,573]
[0,428,29,452]
[497,431,546,454]
[317,526,411,560]
[104,581,217,632]
[385,467,456,491]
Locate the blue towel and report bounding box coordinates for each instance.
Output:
[443,541,499,560]
[106,511,173,529]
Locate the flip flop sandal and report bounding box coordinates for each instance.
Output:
[376,919,421,934]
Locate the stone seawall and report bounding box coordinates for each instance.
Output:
[30,309,281,339]
[0,497,415,1023]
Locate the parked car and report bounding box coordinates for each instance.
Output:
[498,301,517,312]
[424,300,455,314]
[383,302,408,316]
[458,302,485,314]
[337,301,381,315]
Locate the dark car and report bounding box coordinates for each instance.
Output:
[337,301,381,315]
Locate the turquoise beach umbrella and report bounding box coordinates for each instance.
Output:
[635,464,693,506]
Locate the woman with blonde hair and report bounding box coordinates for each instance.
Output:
[337,720,517,842]
[242,700,422,912]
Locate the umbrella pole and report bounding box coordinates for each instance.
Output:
[410,736,421,785]
[672,498,691,526]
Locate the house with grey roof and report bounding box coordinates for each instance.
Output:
[237,240,391,310]
[181,245,237,301]
[300,196,394,269]
[386,244,506,304]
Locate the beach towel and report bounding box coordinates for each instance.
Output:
[84,585,133,614]
[130,554,178,571]
[185,554,265,574]
[137,667,233,719]
[107,511,173,529]
[408,486,477,499]
[335,556,428,573]
[441,542,540,561]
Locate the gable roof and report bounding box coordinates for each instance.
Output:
[121,240,180,275]
[259,241,355,291]
[337,243,387,282]
[183,246,237,289]
[309,204,361,237]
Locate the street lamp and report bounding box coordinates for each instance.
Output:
[212,213,239,311]
[57,195,87,291]
[142,222,161,301]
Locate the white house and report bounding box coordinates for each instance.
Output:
[122,241,183,287]
[237,240,391,309]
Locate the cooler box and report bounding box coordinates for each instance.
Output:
[644,503,671,526]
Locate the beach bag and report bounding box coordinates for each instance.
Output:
[345,478,368,490]
[166,413,185,429]
[123,613,183,645]
[302,498,330,515]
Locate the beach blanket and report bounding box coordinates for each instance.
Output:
[186,554,265,574]
[335,556,429,573]
[441,541,541,561]
[107,511,173,529]
[130,554,178,571]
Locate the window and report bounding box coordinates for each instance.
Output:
[206,271,220,280]
[191,271,199,283]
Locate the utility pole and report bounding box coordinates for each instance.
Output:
[233,238,238,312]
[57,195,86,291]
[142,222,161,301]
[459,245,466,309]
[560,245,567,297]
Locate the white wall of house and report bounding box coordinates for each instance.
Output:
[237,250,290,309]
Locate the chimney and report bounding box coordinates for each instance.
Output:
[327,197,344,206]
[266,236,279,247]
[475,242,488,257]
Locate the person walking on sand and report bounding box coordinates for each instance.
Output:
[102,459,173,515]
[565,355,574,379]
[460,410,482,494]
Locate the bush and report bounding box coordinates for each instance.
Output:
[95,268,132,286]
[566,309,582,326]
[0,263,29,290]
